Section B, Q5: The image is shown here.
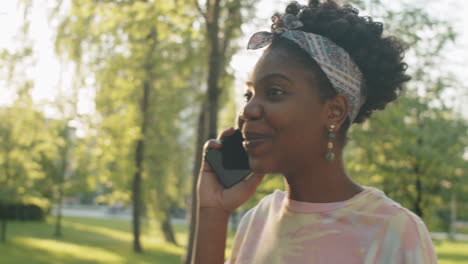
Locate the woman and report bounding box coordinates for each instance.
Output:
[193,1,437,263]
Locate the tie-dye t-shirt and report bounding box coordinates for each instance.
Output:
[225,187,437,264]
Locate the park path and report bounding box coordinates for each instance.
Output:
[54,206,131,220]
[53,205,188,225]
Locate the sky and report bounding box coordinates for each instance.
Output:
[0,0,467,120]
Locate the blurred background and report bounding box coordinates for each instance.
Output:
[0,0,467,263]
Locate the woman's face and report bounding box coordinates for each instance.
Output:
[239,46,328,175]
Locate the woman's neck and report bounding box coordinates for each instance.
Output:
[283,154,363,203]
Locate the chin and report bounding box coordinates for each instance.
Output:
[249,158,278,174]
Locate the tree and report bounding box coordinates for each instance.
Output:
[344,0,468,231]
[53,0,206,251]
[0,98,54,242]
[185,0,258,262]
[0,2,41,241]
[36,117,77,237]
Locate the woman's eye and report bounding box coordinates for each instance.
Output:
[243,87,284,102]
[266,86,285,97]
[243,91,252,102]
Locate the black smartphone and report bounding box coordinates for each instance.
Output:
[205,128,252,188]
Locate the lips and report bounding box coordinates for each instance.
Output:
[242,131,272,140]
[242,131,272,152]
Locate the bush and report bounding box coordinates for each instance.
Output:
[0,203,45,221]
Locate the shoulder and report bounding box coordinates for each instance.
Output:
[364,187,437,263]
[367,188,426,228]
[227,190,286,263]
[364,188,429,234]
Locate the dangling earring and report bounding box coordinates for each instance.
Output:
[326,124,336,162]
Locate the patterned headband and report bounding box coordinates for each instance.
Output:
[247,13,366,123]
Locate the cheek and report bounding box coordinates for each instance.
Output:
[248,93,324,173]
[267,97,324,161]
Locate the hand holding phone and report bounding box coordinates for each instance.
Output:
[197,127,265,214]
[205,128,252,188]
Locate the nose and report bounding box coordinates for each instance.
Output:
[238,98,264,126]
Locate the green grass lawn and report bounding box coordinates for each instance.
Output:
[0,216,466,263]
[0,216,236,264]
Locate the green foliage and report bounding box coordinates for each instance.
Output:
[343,0,468,230]
[0,102,78,207]
[0,0,49,209]
[52,0,205,232]
[0,105,45,203]
[52,0,259,236]
[346,96,467,226]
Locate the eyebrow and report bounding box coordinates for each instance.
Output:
[245,73,291,87]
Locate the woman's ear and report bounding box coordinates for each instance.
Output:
[324,94,349,130]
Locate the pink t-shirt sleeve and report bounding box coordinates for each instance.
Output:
[400,211,438,263]
[375,205,438,263]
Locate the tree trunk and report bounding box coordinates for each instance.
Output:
[132,138,144,253]
[161,209,177,246]
[414,171,423,217]
[132,82,150,252]
[55,126,69,237]
[413,115,423,218]
[449,192,457,240]
[185,103,208,264]
[206,0,222,139]
[1,218,6,242]
[132,26,157,253]
[132,72,151,253]
[54,185,64,237]
[412,143,423,218]
[2,150,12,243]
[185,0,239,262]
